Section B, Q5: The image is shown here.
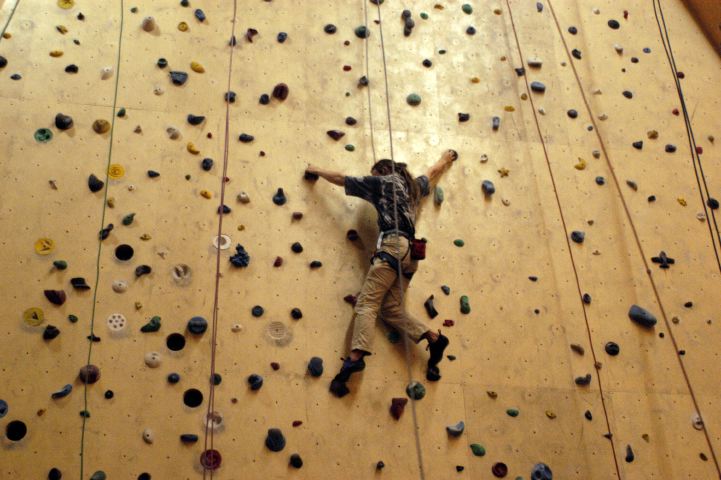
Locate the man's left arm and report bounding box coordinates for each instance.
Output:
[306,165,345,186]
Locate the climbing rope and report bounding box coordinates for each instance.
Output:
[202,1,238,478]
[504,2,623,477]
[543,0,721,475]
[369,2,427,479]
[652,0,721,275]
[362,0,377,163]
[0,0,20,42]
[79,0,125,478]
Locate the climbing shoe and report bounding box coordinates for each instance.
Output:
[426,331,449,382]
[329,357,365,397]
[329,379,350,398]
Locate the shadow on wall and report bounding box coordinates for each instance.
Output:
[681,0,721,55]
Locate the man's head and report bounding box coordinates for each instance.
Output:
[370,159,394,176]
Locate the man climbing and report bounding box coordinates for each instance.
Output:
[305,149,457,397]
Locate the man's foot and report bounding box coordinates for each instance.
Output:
[328,357,366,396]
[329,379,350,398]
[426,332,449,382]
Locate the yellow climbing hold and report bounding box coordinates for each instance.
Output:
[187,142,200,154]
[647,130,659,139]
[108,164,125,180]
[57,0,75,9]
[107,197,115,208]
[237,224,245,231]
[433,4,444,10]
[504,105,515,112]
[23,307,45,327]
[677,197,687,207]
[190,61,205,73]
[140,233,152,241]
[200,190,212,199]
[34,237,55,255]
[574,158,587,170]
[470,77,481,84]
[498,167,510,177]
[56,25,68,34]
[520,93,528,100]
[545,410,557,419]
[2,32,11,39]
[49,50,64,57]
[178,21,189,32]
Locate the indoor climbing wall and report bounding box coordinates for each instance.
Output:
[1,0,719,479]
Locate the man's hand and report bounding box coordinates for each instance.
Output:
[427,149,456,187]
[441,149,458,163]
[306,164,321,176]
[305,164,345,187]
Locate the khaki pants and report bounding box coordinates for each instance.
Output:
[351,234,430,354]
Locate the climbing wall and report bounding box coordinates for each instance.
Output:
[1,0,719,479]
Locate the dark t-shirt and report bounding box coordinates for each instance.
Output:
[344,173,430,237]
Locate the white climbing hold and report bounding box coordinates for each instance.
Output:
[538,107,546,115]
[144,351,162,368]
[106,313,127,332]
[213,235,231,250]
[480,154,489,163]
[111,280,128,293]
[592,7,600,14]
[231,323,244,333]
[614,44,623,54]
[153,85,164,96]
[205,411,224,431]
[101,66,114,80]
[142,428,154,443]
[237,191,250,203]
[696,212,707,222]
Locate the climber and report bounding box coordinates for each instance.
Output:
[305,149,457,397]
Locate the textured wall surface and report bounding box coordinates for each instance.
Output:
[0,1,719,479]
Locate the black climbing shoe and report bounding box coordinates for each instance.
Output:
[329,357,366,397]
[329,379,350,398]
[426,332,449,382]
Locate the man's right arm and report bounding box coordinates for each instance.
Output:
[426,149,456,187]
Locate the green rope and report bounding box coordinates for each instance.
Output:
[0,0,21,43]
[79,1,124,478]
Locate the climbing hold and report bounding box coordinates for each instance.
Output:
[247,373,264,391]
[665,144,677,153]
[55,113,74,130]
[111,280,128,293]
[237,192,250,204]
[595,176,605,185]
[446,421,465,437]
[608,19,620,29]
[135,265,151,278]
[424,296,439,318]
[454,239,464,247]
[289,453,303,468]
[194,9,206,22]
[492,116,501,130]
[200,450,222,471]
[327,130,345,141]
[406,381,426,400]
[225,91,236,103]
[187,316,208,335]
[531,463,553,480]
[144,352,162,368]
[434,186,444,205]
[79,365,100,384]
[141,16,156,32]
[575,374,592,386]
[89,473,106,480]
[100,66,114,80]
[167,373,180,384]
[708,198,719,210]
[482,180,496,196]
[570,231,585,244]
[44,290,67,306]
[466,26,476,35]
[142,428,154,444]
[169,71,188,85]
[506,408,519,417]
[190,61,204,74]
[492,462,508,478]
[423,59,432,68]
[272,83,289,101]
[53,260,68,270]
[632,140,643,150]
[462,4,472,14]
[137,315,161,334]
[187,114,205,126]
[187,142,200,154]
[406,93,422,106]
[35,238,55,255]
[34,128,53,143]
[277,32,288,43]
[570,344,584,355]
[99,224,114,240]
[229,244,251,267]
[625,444,634,462]
[458,113,470,122]
[48,468,62,480]
[470,444,486,456]
[530,81,546,93]
[273,188,287,205]
[390,397,408,420]
[572,49,582,59]
[88,174,105,193]
[51,384,72,400]
[291,242,303,253]
[567,109,578,119]
[355,26,369,38]
[70,277,91,290]
[308,357,323,377]
[441,285,451,295]
[43,325,60,340]
[460,295,471,314]
[265,428,286,452]
[629,305,657,328]
[605,342,620,356]
[323,24,337,34]
[252,306,264,317]
[92,119,110,134]
[238,133,254,143]
[180,434,198,444]
[115,244,134,261]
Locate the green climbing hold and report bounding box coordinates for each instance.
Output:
[345,144,355,152]
[407,93,422,106]
[470,443,486,456]
[406,381,426,400]
[506,408,519,417]
[460,295,471,314]
[80,410,90,418]
[53,260,68,270]
[117,107,126,117]
[434,186,444,205]
[90,472,107,480]
[387,330,401,344]
[122,213,135,226]
[462,4,473,14]
[140,316,161,333]
[354,26,369,39]
[34,128,53,143]
[68,314,78,323]
[454,239,465,247]
[420,12,429,19]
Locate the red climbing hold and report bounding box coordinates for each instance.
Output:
[672,108,680,116]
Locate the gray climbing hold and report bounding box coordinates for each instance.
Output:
[265,428,286,452]
[51,384,72,399]
[434,186,444,205]
[530,81,546,93]
[169,71,188,85]
[531,463,553,480]
[628,305,656,328]
[406,381,426,400]
[446,421,465,437]
[307,357,323,377]
[187,316,208,334]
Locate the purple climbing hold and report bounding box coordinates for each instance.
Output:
[570,231,585,243]
[79,365,100,384]
[194,9,206,22]
[272,83,289,101]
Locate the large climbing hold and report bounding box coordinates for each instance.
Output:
[265,428,286,452]
[531,463,553,479]
[628,305,657,328]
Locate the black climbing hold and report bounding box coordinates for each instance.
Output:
[48,467,62,480]
[595,176,605,185]
[531,463,553,480]
[345,116,357,126]
[625,445,634,463]
[401,9,411,19]
[482,180,496,196]
[568,26,578,34]
[6,420,27,441]
[441,285,451,295]
[55,113,74,130]
[608,19,620,29]
[707,198,719,210]
[10,73,21,80]
[422,59,432,68]
[291,242,303,253]
[238,133,254,143]
[88,174,105,192]
[187,316,208,335]
[248,374,264,391]
[684,301,693,308]
[169,71,188,86]
[291,308,303,320]
[147,170,160,178]
[0,56,6,68]
[183,388,203,408]
[44,289,67,305]
[466,26,476,35]
[308,357,324,377]
[70,277,91,290]
[68,314,79,323]
[116,108,126,118]
[376,461,385,470]
[530,81,546,93]
[628,304,657,328]
[138,473,150,480]
[225,91,236,103]
[0,400,7,418]
[632,141,643,150]
[623,90,633,99]
[272,83,289,101]
[458,113,470,122]
[665,144,676,153]
[323,24,337,34]
[651,251,675,269]
[65,64,79,73]
[424,295,439,318]
[252,305,264,317]
[327,130,345,141]
[157,58,167,69]
[115,244,134,261]
[265,428,286,451]
[166,333,186,351]
[213,375,222,387]
[456,466,465,472]
[585,410,592,420]
[194,9,206,22]
[104,390,114,399]
[201,158,213,171]
[572,49,582,59]
[570,231,585,243]
[259,94,270,105]
[180,434,198,444]
[228,35,237,46]
[582,293,591,304]
[358,75,369,87]
[492,116,500,130]
[53,260,68,270]
[277,32,288,43]
[567,109,578,119]
[273,188,287,205]
[529,276,538,282]
[167,373,180,384]
[355,25,370,38]
[187,114,205,126]
[51,384,72,399]
[140,316,161,333]
[575,374,592,386]
[492,462,508,478]
[289,453,303,469]
[217,204,231,214]
[605,341,620,356]
[229,244,250,267]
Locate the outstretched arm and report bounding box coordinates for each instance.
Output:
[306,164,345,187]
[426,149,457,188]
